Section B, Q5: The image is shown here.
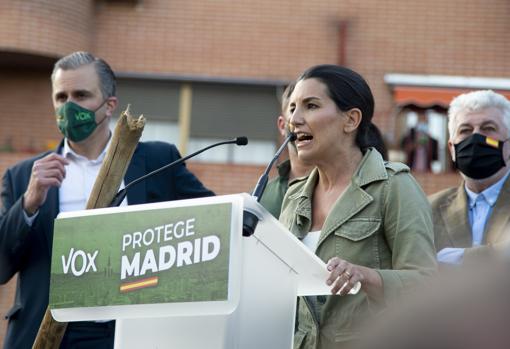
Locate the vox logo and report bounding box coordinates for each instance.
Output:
[61,248,99,276]
[75,112,92,121]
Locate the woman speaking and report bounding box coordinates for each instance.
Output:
[279,65,437,349]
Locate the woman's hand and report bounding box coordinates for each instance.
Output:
[326,257,364,295]
[326,257,384,300]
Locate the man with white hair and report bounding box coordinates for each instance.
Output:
[430,90,510,265]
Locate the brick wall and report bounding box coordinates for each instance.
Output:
[92,0,510,80]
[91,0,510,136]
[0,69,59,154]
[0,0,95,56]
[0,0,506,344]
[187,162,265,195]
[334,0,510,134]
[413,171,461,196]
[1,0,509,148]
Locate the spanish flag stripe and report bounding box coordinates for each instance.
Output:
[486,137,499,148]
[120,276,159,293]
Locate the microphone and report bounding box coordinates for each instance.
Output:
[251,132,297,200]
[109,137,248,207]
[243,132,297,236]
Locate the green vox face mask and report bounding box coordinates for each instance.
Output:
[56,100,107,142]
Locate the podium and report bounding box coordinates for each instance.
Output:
[49,194,338,349]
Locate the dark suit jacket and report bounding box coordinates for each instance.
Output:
[429,174,510,261]
[0,141,214,349]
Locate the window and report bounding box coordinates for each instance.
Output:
[395,108,449,173]
[110,76,283,165]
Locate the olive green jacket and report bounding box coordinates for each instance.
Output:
[279,149,437,349]
[260,159,292,218]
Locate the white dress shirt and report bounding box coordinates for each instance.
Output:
[59,138,127,212]
[302,230,321,253]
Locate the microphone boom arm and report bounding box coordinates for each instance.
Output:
[109,137,247,207]
[243,132,296,237]
[251,132,296,201]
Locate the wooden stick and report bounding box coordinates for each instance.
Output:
[32,106,145,349]
[86,105,145,209]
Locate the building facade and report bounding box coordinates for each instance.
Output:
[2,0,510,343]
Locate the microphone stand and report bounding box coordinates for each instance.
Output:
[243,133,297,236]
[109,137,248,207]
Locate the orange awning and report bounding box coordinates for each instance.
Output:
[392,86,510,109]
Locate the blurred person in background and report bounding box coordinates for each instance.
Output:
[354,255,510,349]
[400,110,438,172]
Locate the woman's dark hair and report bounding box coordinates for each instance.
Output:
[298,64,375,151]
[367,123,388,160]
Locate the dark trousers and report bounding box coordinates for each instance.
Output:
[59,321,115,349]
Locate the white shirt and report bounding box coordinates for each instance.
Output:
[302,230,321,253]
[59,138,127,212]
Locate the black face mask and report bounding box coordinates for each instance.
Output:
[454,133,507,179]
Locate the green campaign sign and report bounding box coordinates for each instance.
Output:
[50,203,232,309]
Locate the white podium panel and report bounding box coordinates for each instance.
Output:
[115,194,302,349]
[115,233,298,349]
[50,194,343,349]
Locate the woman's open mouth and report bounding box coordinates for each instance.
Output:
[295,132,313,147]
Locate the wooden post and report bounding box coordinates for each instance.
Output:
[32,106,145,349]
[178,83,192,155]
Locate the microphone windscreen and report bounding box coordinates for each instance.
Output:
[288,132,297,142]
[236,137,248,146]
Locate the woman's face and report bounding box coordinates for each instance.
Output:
[288,78,351,163]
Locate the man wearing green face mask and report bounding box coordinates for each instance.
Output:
[0,51,214,349]
[429,90,510,266]
[56,99,110,143]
